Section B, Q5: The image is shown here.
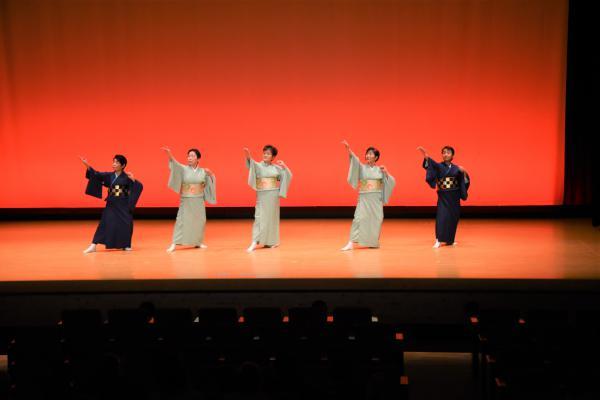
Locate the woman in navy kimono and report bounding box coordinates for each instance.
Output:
[79,155,143,253]
[417,146,470,248]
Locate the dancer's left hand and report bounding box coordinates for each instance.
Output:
[125,171,136,181]
[276,160,287,169]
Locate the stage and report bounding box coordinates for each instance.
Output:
[1,0,593,327]
[1,218,599,293]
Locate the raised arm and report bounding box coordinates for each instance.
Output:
[380,165,396,204]
[416,146,430,160]
[345,140,362,188]
[81,156,106,198]
[418,146,443,171]
[276,160,290,172]
[380,165,393,178]
[276,160,292,198]
[245,147,258,189]
[161,146,178,163]
[243,147,252,161]
[80,156,106,178]
[125,171,136,182]
[342,140,357,158]
[79,156,92,170]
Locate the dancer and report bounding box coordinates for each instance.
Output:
[341,140,396,250]
[244,145,292,252]
[162,147,216,252]
[417,146,470,248]
[80,155,143,253]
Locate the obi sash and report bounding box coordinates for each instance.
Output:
[109,184,129,197]
[256,177,279,190]
[359,179,383,192]
[437,176,459,191]
[180,183,205,196]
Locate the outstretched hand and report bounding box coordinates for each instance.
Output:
[379,165,388,174]
[161,146,172,153]
[416,146,428,158]
[243,147,251,159]
[342,140,354,156]
[79,156,90,168]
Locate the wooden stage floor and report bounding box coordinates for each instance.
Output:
[0,219,599,293]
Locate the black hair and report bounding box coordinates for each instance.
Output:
[365,147,380,161]
[263,144,278,157]
[187,148,201,159]
[442,146,455,156]
[113,154,127,168]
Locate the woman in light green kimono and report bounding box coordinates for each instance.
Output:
[341,140,395,250]
[161,147,216,252]
[244,144,292,252]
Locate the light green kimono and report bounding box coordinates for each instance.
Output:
[246,159,292,246]
[347,153,395,247]
[168,159,216,246]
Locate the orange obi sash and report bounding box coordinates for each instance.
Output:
[180,183,205,196]
[256,177,279,190]
[359,179,383,192]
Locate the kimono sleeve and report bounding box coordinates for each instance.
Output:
[85,167,109,198]
[422,158,438,189]
[128,180,143,211]
[246,158,259,191]
[347,153,361,189]
[167,159,185,194]
[278,166,292,199]
[204,174,217,204]
[382,173,396,205]
[460,172,470,201]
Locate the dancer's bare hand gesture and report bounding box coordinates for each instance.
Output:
[79,156,90,169]
[276,160,288,169]
[416,146,429,159]
[161,146,176,161]
[342,140,355,157]
[243,147,251,160]
[125,171,136,182]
